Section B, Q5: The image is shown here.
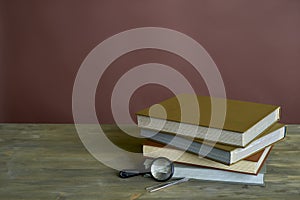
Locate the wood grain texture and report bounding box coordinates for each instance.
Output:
[0,124,299,200]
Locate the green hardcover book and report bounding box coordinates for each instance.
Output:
[136,94,280,147]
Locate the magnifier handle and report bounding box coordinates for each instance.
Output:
[119,170,147,178]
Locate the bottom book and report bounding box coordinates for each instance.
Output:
[173,164,265,185]
[144,159,266,186]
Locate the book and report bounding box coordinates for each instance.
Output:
[143,142,272,174]
[143,159,266,186]
[136,94,280,147]
[141,123,286,165]
[172,163,266,185]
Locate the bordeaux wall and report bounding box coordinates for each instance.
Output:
[1,0,299,123]
[0,0,5,121]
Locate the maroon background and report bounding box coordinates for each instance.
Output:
[1,0,299,123]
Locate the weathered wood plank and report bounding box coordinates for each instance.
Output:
[0,124,299,200]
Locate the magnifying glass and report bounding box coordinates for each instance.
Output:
[119,157,174,182]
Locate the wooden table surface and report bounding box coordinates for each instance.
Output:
[0,124,299,200]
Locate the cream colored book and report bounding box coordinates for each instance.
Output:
[136,94,280,147]
[143,143,272,175]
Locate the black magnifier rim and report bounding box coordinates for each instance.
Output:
[150,157,174,182]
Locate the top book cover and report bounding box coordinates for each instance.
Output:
[136,94,280,147]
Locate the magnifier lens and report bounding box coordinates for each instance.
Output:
[150,157,174,181]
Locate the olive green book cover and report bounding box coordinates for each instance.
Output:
[136,94,280,133]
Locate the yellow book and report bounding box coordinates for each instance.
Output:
[136,94,280,147]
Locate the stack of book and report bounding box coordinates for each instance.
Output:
[136,94,286,185]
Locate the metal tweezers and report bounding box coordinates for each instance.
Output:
[145,177,189,192]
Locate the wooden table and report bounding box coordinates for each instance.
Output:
[0,124,299,200]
